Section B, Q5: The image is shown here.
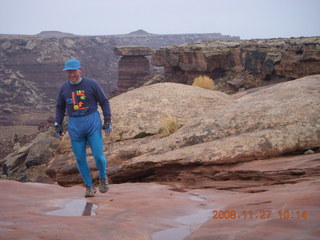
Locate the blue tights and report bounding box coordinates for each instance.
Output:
[71,131,106,187]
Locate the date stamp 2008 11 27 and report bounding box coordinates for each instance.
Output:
[212,210,309,220]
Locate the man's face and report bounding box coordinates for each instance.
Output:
[66,69,82,83]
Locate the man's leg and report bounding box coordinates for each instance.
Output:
[88,131,108,193]
[71,139,93,187]
[87,131,107,179]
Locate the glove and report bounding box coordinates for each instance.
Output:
[54,124,63,138]
[102,121,113,133]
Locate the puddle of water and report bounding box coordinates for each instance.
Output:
[46,199,98,217]
[151,209,212,240]
[152,226,190,240]
[176,209,212,225]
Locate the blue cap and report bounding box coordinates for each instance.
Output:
[63,59,81,71]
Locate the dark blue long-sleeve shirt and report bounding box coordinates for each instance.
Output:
[55,77,111,125]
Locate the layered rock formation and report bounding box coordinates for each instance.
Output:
[152,37,320,92]
[114,46,155,94]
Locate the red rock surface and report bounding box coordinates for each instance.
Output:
[1,153,319,240]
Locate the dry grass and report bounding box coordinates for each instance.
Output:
[158,117,182,137]
[192,75,215,89]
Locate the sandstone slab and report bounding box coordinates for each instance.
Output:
[110,82,233,140]
[1,154,320,240]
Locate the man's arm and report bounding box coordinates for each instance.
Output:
[93,80,112,135]
[93,81,112,123]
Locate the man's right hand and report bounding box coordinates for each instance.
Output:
[54,124,64,139]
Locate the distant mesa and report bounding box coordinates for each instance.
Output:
[36,31,75,37]
[128,29,153,35]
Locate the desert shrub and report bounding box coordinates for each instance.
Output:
[192,75,214,89]
[158,117,182,137]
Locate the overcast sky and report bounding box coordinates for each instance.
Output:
[0,0,319,39]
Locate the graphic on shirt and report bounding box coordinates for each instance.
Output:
[71,90,89,111]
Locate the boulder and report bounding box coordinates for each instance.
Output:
[25,133,57,168]
[1,131,60,182]
[110,82,233,140]
[109,75,320,182]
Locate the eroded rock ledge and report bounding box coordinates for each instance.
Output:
[152,37,320,92]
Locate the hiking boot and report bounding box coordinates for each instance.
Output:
[99,177,109,193]
[85,186,97,198]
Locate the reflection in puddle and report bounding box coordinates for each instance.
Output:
[82,202,95,216]
[46,199,98,217]
[152,209,212,240]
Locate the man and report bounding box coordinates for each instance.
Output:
[55,58,112,197]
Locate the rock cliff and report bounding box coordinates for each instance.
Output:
[152,37,320,92]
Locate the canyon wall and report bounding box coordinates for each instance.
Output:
[152,37,320,92]
[0,35,117,116]
[0,31,239,119]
